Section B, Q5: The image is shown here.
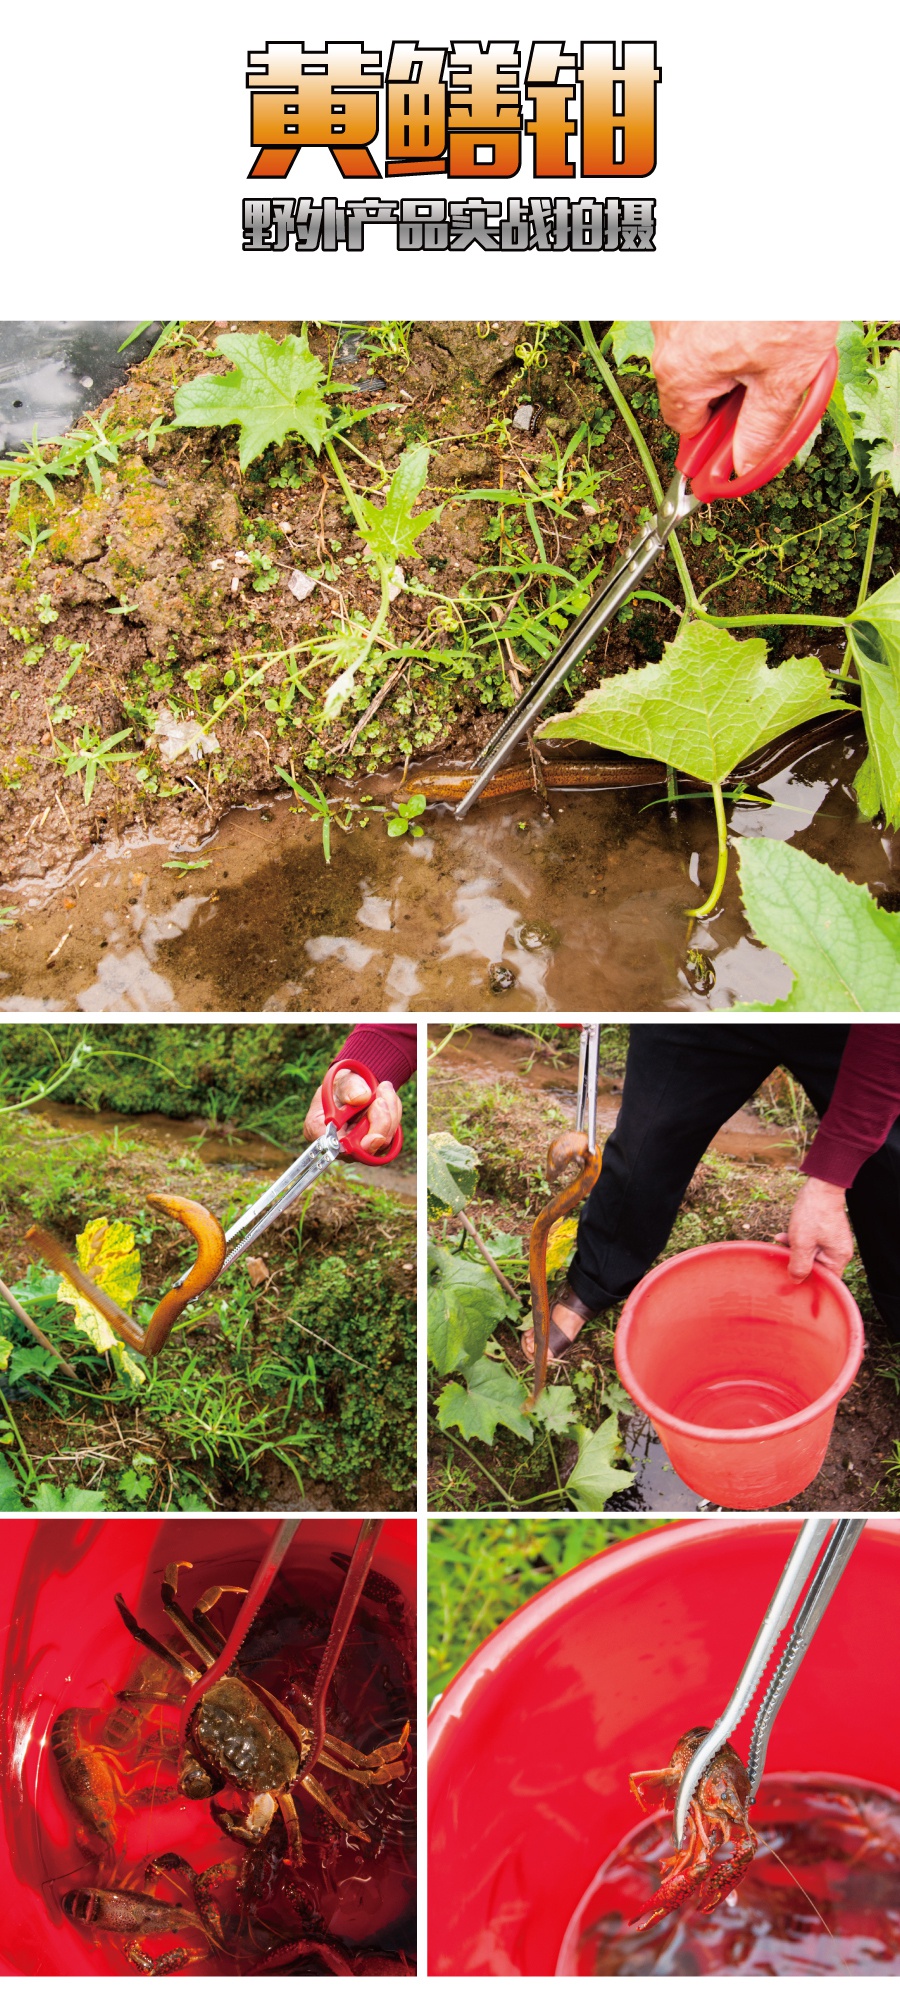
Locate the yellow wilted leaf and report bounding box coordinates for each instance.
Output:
[545,1215,579,1279]
[58,1217,146,1385]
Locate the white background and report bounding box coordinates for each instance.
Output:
[4,0,897,316]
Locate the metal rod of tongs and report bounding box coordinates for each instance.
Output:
[674,1516,866,1848]
[454,473,700,819]
[217,1130,342,1275]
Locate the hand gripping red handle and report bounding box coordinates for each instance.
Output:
[676,347,839,501]
[321,1058,404,1164]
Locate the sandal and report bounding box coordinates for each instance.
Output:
[520,1282,593,1364]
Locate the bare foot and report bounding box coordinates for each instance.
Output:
[521,1300,585,1363]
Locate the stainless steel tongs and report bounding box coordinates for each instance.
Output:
[674,1515,866,1848]
[454,353,839,821]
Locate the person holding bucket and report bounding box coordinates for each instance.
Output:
[522,1026,900,1363]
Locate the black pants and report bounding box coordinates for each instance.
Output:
[568,1026,900,1339]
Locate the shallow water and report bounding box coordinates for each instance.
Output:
[4,723,893,1014]
[0,324,159,451]
[561,1774,900,1975]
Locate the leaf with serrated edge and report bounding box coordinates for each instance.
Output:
[0,1454,23,1510]
[565,1415,634,1511]
[610,321,654,366]
[173,332,329,471]
[845,351,900,494]
[737,838,900,1010]
[538,625,849,786]
[437,1359,533,1445]
[533,1383,577,1434]
[427,1131,479,1218]
[830,321,872,478]
[427,1245,511,1375]
[357,446,442,569]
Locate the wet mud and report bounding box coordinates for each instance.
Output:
[4,721,892,1014]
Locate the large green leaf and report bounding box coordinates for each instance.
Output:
[357,447,441,569]
[565,1416,634,1511]
[427,1244,511,1375]
[533,1383,577,1434]
[173,332,329,470]
[0,1453,23,1511]
[58,1217,146,1386]
[538,624,849,785]
[845,350,900,493]
[829,321,871,479]
[427,1131,479,1218]
[437,1358,533,1445]
[848,571,900,823]
[737,838,900,1009]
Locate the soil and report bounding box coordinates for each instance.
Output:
[427,1031,900,1515]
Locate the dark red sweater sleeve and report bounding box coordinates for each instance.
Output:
[332,1023,417,1092]
[802,1027,900,1187]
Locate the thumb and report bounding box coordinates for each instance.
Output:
[332,1069,371,1109]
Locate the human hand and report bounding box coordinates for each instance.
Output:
[650,322,840,475]
[776,1176,854,1283]
[303,1068,401,1155]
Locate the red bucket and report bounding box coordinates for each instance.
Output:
[614,1241,864,1506]
[428,1517,900,1976]
[0,1517,416,1975]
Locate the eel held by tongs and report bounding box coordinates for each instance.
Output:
[527,1132,602,1410]
[25,1194,226,1360]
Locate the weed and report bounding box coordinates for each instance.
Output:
[387,792,426,839]
[55,725,136,807]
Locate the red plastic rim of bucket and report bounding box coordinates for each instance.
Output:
[614,1241,864,1445]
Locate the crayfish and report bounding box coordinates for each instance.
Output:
[628,1728,759,1931]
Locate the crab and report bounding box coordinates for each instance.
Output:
[628,1727,759,1931]
[112,1560,410,1869]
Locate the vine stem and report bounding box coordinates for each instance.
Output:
[696,611,846,630]
[0,1387,36,1488]
[687,780,729,920]
[839,475,885,677]
[578,320,700,616]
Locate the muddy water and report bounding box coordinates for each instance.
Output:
[0,323,160,450]
[3,722,893,1014]
[28,1104,417,1201]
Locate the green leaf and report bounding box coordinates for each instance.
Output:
[845,351,900,493]
[427,1244,511,1374]
[173,331,330,471]
[0,1335,12,1372]
[57,1216,146,1386]
[33,1481,106,1513]
[829,321,872,478]
[538,623,850,786]
[848,572,900,823]
[438,1358,533,1445]
[8,1344,60,1384]
[565,1416,634,1511]
[533,1383,577,1434]
[481,1229,523,1262]
[357,447,442,569]
[737,838,900,1009]
[609,321,654,366]
[427,1131,480,1217]
[0,1453,23,1510]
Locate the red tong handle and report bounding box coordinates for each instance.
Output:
[676,347,839,501]
[321,1058,403,1164]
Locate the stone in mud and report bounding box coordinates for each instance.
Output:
[488,961,516,993]
[424,322,525,384]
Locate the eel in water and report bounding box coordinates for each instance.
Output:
[397,707,862,806]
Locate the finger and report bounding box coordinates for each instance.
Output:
[331,1068,373,1110]
[303,1086,325,1142]
[787,1232,817,1282]
[357,1083,400,1154]
[731,371,807,476]
[654,372,736,440]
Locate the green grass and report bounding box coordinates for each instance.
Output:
[427,1518,668,1702]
